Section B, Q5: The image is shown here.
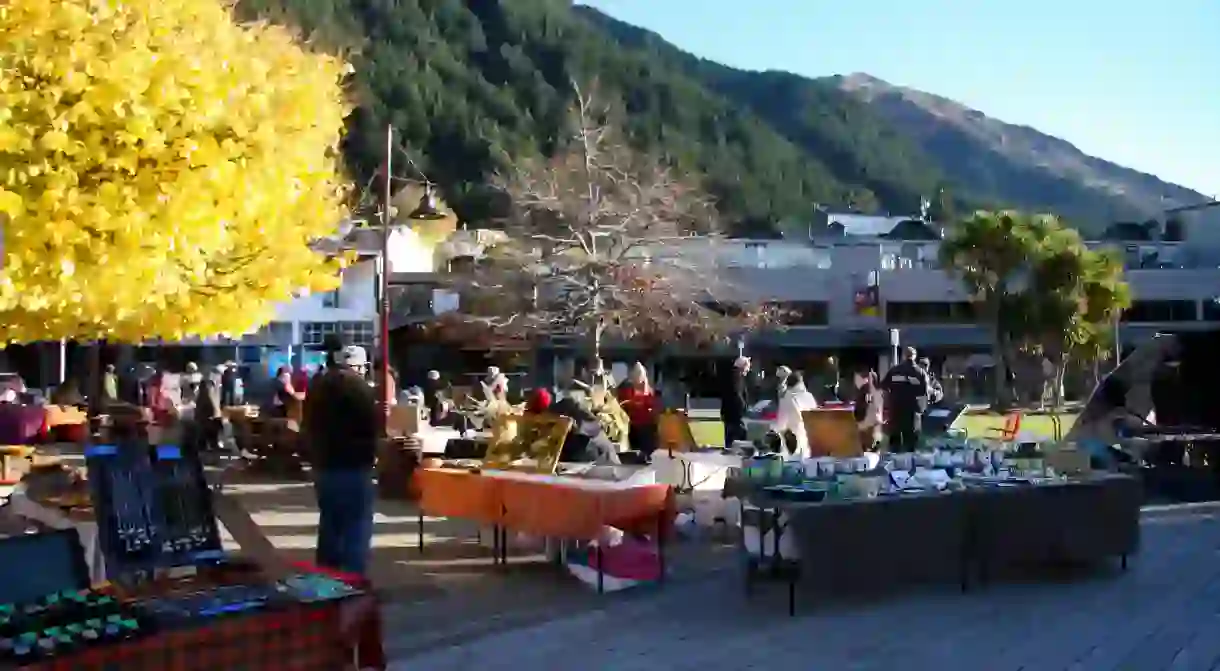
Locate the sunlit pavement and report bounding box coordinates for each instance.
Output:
[390,507,1220,671]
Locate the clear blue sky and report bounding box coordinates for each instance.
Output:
[580,0,1219,197]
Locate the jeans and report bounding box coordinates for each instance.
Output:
[314,468,375,576]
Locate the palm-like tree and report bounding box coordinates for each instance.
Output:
[939,211,1048,407]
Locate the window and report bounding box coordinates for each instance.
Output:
[885,301,978,325]
[240,321,293,346]
[775,301,829,326]
[301,321,375,348]
[389,285,436,317]
[1121,300,1197,323]
[321,289,340,308]
[745,242,766,269]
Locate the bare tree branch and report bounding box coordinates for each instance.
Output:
[445,84,779,354]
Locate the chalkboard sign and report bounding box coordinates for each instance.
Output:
[85,441,224,582]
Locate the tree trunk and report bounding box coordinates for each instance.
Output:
[593,318,604,361]
[1052,355,1067,408]
[987,294,1011,410]
[87,341,103,418]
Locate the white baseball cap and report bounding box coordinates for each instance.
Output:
[338,345,368,368]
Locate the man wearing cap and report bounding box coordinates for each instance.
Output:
[882,347,931,452]
[302,345,379,575]
[720,356,751,450]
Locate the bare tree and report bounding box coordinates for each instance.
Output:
[446,84,777,357]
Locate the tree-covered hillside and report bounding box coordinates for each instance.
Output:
[237,0,958,233]
[238,0,1180,234]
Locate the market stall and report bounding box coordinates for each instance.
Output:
[0,440,383,670]
[411,410,674,592]
[729,444,1141,615]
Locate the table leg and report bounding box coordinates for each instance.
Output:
[960,538,969,593]
[417,508,424,553]
[499,527,509,567]
[1121,554,1128,571]
[656,510,666,584]
[596,542,604,594]
[769,508,783,577]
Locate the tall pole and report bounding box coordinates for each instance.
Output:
[379,124,393,436]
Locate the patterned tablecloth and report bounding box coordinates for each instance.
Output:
[18,598,361,671]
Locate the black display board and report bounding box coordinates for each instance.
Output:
[0,529,90,605]
[84,441,224,581]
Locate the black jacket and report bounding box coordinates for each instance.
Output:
[302,368,378,471]
[423,378,445,421]
[220,368,238,407]
[720,372,748,422]
[882,361,930,418]
[551,397,598,462]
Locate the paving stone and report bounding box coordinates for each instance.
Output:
[389,511,1220,671]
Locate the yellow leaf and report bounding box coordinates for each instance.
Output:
[0,0,353,342]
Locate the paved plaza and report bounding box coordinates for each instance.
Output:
[17,452,1220,670]
[390,507,1220,671]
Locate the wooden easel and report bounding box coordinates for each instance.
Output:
[208,467,293,578]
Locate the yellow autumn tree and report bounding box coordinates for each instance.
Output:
[0,0,352,342]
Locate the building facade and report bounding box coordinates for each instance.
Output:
[123,224,456,376]
[683,216,1220,359]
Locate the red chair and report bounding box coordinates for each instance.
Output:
[987,412,1023,441]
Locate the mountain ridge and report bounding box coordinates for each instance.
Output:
[575,5,1209,231]
[834,72,1211,225]
[237,0,1211,235]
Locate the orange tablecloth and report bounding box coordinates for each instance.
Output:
[496,477,673,540]
[414,468,502,525]
[413,469,674,541]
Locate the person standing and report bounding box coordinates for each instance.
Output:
[302,346,378,575]
[881,347,930,452]
[269,366,296,418]
[852,370,884,452]
[720,356,751,450]
[291,364,311,397]
[423,370,448,425]
[918,357,944,405]
[102,364,119,406]
[220,362,238,408]
[194,377,223,453]
[617,362,660,460]
[183,362,203,406]
[773,365,793,402]
[770,371,818,460]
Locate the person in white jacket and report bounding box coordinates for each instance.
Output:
[770,371,818,460]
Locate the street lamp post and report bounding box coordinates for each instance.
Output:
[378,125,446,436]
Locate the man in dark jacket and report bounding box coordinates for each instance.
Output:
[882,347,930,452]
[219,363,239,408]
[423,370,447,425]
[302,345,378,575]
[721,356,751,450]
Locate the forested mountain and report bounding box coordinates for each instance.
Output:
[835,73,1213,230]
[236,0,1206,235]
